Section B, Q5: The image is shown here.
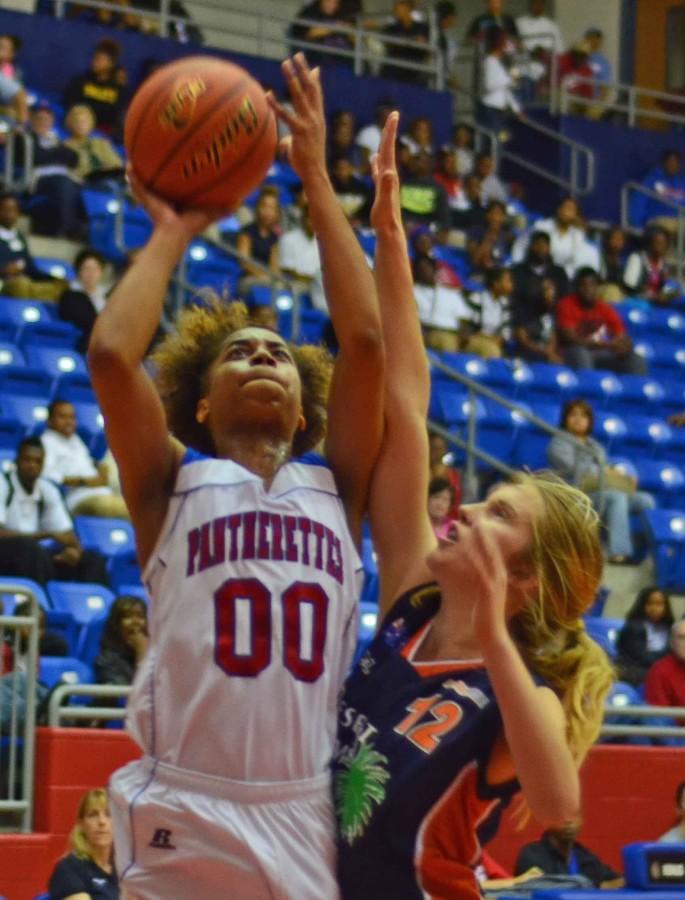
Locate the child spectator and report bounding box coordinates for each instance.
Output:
[624,226,678,305]
[465,265,514,358]
[0,191,66,300]
[427,475,456,540]
[58,248,110,353]
[64,104,125,184]
[645,620,685,713]
[617,587,674,685]
[94,594,148,687]
[63,39,129,139]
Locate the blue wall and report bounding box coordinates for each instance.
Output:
[0,8,453,141]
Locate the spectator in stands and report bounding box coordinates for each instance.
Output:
[0,436,109,586]
[436,1,458,86]
[513,275,562,363]
[451,173,486,232]
[584,28,612,113]
[0,191,66,301]
[355,98,393,173]
[47,787,118,899]
[514,197,598,278]
[548,399,655,564]
[235,186,282,296]
[12,597,69,657]
[381,0,429,83]
[26,102,86,240]
[515,0,563,54]
[410,227,462,287]
[645,619,685,713]
[558,39,594,116]
[289,0,354,67]
[400,116,434,159]
[433,149,465,222]
[41,400,129,519]
[327,108,363,172]
[599,226,628,301]
[64,103,125,185]
[617,587,674,685]
[444,122,476,177]
[637,150,685,232]
[0,60,27,125]
[467,0,518,49]
[475,152,508,205]
[63,39,129,139]
[515,820,623,888]
[400,150,451,234]
[512,229,568,315]
[477,27,522,140]
[58,248,109,353]
[467,199,513,274]
[624,226,678,305]
[428,431,461,516]
[412,254,474,351]
[278,201,326,312]
[330,153,373,226]
[94,594,148,687]
[0,34,21,82]
[465,265,514,357]
[427,475,456,540]
[658,780,685,844]
[556,268,646,374]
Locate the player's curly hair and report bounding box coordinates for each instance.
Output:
[508,471,614,766]
[151,296,332,457]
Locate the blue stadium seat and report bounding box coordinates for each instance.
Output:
[0,320,18,343]
[583,616,623,657]
[298,308,328,344]
[631,459,685,508]
[24,346,88,379]
[644,508,685,589]
[116,584,149,603]
[353,600,379,665]
[479,399,528,467]
[44,610,80,656]
[0,416,25,451]
[76,611,108,667]
[71,401,104,439]
[0,297,56,325]
[74,516,135,558]
[592,410,628,452]
[632,337,656,367]
[611,416,672,458]
[0,394,49,430]
[511,403,559,469]
[648,343,685,381]
[0,341,25,367]
[17,320,80,350]
[572,369,623,408]
[612,375,666,418]
[0,578,50,613]
[53,371,96,404]
[428,379,468,425]
[524,362,578,404]
[39,656,93,690]
[0,366,53,398]
[47,581,115,626]
[33,257,75,280]
[108,549,142,593]
[644,306,685,338]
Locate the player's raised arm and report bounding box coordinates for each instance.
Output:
[367,113,436,614]
[268,55,384,543]
[87,182,223,564]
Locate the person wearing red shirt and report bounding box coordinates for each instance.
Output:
[558,40,594,114]
[556,267,646,374]
[645,620,685,710]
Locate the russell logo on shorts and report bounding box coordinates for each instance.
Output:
[149,828,176,850]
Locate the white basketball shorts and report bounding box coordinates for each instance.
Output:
[109,756,339,900]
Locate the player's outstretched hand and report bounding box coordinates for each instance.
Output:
[126,165,229,240]
[370,110,401,233]
[267,53,326,182]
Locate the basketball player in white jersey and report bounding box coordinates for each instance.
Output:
[88,54,384,900]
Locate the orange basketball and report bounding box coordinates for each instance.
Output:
[124,56,278,210]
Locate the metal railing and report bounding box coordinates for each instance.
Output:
[47,683,131,727]
[473,116,595,199]
[49,0,445,89]
[601,704,685,741]
[428,355,605,501]
[620,181,685,283]
[558,76,685,129]
[0,587,40,833]
[2,128,33,193]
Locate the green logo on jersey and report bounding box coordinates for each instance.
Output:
[335,742,390,845]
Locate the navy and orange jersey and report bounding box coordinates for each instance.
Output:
[332,583,519,900]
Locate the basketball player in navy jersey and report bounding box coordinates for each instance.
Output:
[88,55,384,900]
[332,116,615,898]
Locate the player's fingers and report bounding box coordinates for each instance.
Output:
[281,58,306,110]
[266,91,296,129]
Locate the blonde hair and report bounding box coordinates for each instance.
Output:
[509,471,614,766]
[151,296,332,457]
[69,787,110,861]
[65,103,96,134]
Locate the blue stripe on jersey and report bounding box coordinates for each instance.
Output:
[181,447,329,469]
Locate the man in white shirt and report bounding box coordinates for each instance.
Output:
[413,255,475,351]
[278,203,327,312]
[355,99,393,173]
[0,437,109,585]
[511,197,600,278]
[41,400,128,518]
[464,266,514,358]
[516,0,564,54]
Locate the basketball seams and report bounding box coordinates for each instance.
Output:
[126,66,193,165]
[148,77,252,193]
[172,109,276,207]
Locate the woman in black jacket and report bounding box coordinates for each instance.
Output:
[617,586,675,686]
[94,595,148,687]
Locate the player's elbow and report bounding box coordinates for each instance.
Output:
[87,331,134,379]
[526,785,580,830]
[339,321,385,366]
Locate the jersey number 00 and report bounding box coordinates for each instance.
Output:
[214,577,329,682]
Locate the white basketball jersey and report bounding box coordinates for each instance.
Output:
[127,449,362,782]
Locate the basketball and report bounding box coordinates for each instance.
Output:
[124,56,278,210]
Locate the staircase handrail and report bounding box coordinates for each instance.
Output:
[558,76,685,128]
